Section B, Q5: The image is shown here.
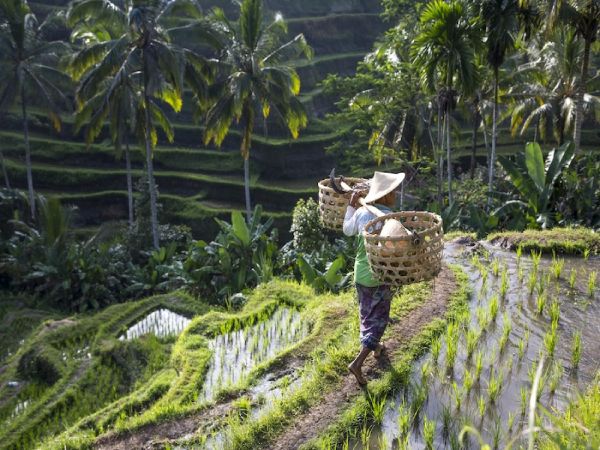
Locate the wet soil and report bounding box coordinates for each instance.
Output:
[267,265,457,450]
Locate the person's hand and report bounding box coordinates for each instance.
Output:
[349,191,364,208]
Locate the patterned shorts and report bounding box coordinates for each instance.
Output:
[356,284,392,350]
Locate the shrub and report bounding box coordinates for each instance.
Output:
[290,198,324,254]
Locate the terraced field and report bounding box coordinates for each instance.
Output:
[0,0,387,239]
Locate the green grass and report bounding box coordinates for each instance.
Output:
[38,280,344,449]
[0,291,209,450]
[488,228,600,255]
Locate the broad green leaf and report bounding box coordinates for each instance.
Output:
[231,211,250,246]
[297,255,317,284]
[524,142,545,192]
[324,256,345,287]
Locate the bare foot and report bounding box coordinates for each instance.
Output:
[373,343,385,359]
[348,362,367,386]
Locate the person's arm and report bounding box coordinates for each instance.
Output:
[342,191,364,236]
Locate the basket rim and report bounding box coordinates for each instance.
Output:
[363,211,443,242]
[318,177,368,189]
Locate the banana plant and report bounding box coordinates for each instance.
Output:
[498,141,575,228]
[296,255,350,293]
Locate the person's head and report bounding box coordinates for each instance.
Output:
[378,190,396,207]
[364,172,405,207]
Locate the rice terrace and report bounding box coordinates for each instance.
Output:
[0,0,599,448]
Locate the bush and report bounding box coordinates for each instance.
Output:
[17,347,64,385]
[290,197,324,254]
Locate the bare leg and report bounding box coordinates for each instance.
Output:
[373,342,385,359]
[348,346,372,385]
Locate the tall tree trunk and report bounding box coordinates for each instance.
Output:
[244,156,251,222]
[143,58,159,250]
[436,103,443,209]
[241,107,254,222]
[481,109,490,169]
[488,69,499,209]
[0,150,9,189]
[470,97,480,179]
[573,37,591,152]
[445,108,453,204]
[21,85,35,219]
[124,136,134,228]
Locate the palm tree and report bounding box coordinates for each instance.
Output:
[67,0,197,249]
[68,1,137,227]
[202,0,312,221]
[480,0,521,207]
[509,28,600,145]
[536,0,600,152]
[412,0,479,204]
[0,0,71,218]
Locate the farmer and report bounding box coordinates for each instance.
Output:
[343,171,405,385]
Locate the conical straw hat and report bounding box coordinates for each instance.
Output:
[364,171,405,204]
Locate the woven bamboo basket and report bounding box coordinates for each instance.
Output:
[318,177,367,231]
[364,211,444,286]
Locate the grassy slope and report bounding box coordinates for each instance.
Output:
[488,228,600,255]
[36,280,348,449]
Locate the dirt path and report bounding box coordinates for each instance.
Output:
[268,265,457,450]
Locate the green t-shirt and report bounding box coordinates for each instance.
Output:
[351,204,391,287]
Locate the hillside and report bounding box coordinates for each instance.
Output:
[0,0,387,239]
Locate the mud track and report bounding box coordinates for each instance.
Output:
[268,264,457,450]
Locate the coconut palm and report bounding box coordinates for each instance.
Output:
[0,0,71,218]
[509,28,600,145]
[530,0,600,151]
[479,0,521,207]
[202,0,311,221]
[412,0,479,204]
[67,0,205,249]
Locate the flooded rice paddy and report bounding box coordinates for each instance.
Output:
[199,307,310,403]
[119,308,191,340]
[352,241,599,449]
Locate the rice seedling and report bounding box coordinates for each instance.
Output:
[549,300,560,325]
[500,268,509,298]
[474,351,483,380]
[411,382,428,418]
[571,331,582,370]
[548,362,563,395]
[584,248,590,260]
[518,338,526,360]
[476,306,490,330]
[398,436,410,450]
[441,404,453,438]
[480,268,488,293]
[551,256,564,279]
[478,394,486,418]
[466,329,480,357]
[499,313,512,352]
[431,338,441,365]
[508,411,516,432]
[463,369,473,394]
[569,268,577,289]
[452,381,462,411]
[360,423,372,448]
[588,271,596,297]
[518,266,525,283]
[377,434,388,450]
[446,322,459,371]
[472,253,481,268]
[397,401,411,437]
[491,258,500,277]
[421,361,432,385]
[536,293,547,315]
[543,321,558,358]
[520,386,528,417]
[423,416,436,450]
[506,354,514,373]
[489,295,499,321]
[492,420,502,449]
[516,245,523,264]
[488,369,502,404]
[528,271,537,295]
[531,250,542,272]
